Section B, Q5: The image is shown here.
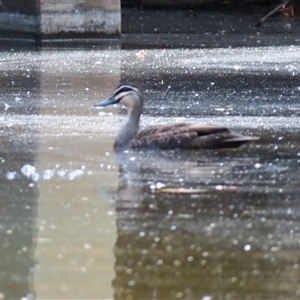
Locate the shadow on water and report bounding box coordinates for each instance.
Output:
[112,135,300,299]
[0,52,40,299]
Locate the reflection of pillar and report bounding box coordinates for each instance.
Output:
[0,58,40,299]
[34,50,120,299]
[0,0,120,42]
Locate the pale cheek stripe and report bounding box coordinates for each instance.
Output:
[114,91,129,101]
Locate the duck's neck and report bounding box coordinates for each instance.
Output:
[114,103,142,149]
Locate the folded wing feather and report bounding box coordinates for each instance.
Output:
[129,122,255,149]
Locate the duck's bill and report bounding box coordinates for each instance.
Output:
[94,96,117,107]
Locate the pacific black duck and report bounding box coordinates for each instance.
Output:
[94,83,258,150]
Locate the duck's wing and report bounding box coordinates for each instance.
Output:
[130,122,191,149]
[187,124,259,149]
[133,122,188,138]
[130,123,258,150]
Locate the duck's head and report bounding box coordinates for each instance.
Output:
[94,82,144,111]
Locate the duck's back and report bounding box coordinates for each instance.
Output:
[129,122,257,150]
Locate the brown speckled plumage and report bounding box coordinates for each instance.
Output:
[94,83,258,150]
[130,123,256,149]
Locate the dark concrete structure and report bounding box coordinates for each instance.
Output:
[0,0,120,42]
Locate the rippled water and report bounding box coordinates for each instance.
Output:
[1,47,300,299]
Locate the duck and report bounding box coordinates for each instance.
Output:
[94,82,258,150]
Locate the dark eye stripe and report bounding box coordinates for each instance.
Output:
[114,85,139,97]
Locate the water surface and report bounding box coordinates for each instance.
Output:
[0,47,300,299]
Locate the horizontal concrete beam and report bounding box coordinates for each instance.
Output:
[0,0,120,38]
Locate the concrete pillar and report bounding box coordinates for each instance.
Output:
[0,0,120,42]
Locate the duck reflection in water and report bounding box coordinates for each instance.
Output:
[94,83,258,150]
[110,148,274,300]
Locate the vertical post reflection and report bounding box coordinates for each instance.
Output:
[33,49,120,299]
[0,50,40,299]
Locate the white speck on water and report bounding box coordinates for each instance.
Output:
[57,169,66,177]
[4,103,10,110]
[31,173,40,182]
[84,243,91,250]
[43,169,54,180]
[232,239,239,245]
[254,163,262,169]
[202,296,212,300]
[150,182,166,190]
[128,280,136,287]
[271,246,281,252]
[67,169,84,180]
[129,156,136,161]
[244,244,251,251]
[15,96,22,102]
[175,292,183,298]
[170,225,177,231]
[21,164,37,178]
[21,294,34,300]
[173,259,181,267]
[6,171,16,180]
[139,232,146,237]
[215,185,223,190]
